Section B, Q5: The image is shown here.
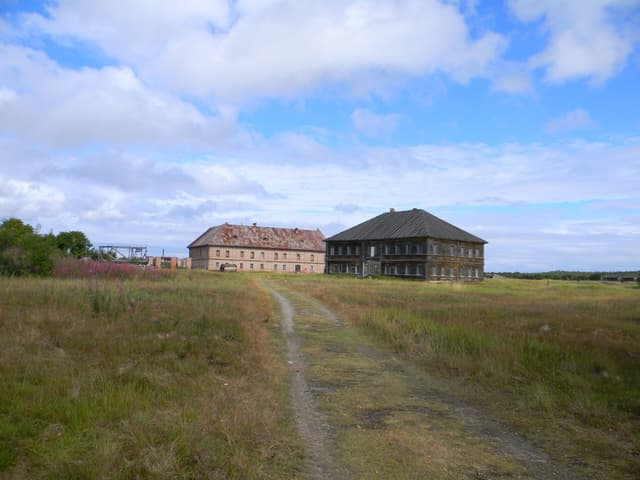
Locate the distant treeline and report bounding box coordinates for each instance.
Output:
[492,271,640,281]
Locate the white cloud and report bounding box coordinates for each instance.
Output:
[509,0,640,84]
[0,43,243,150]
[23,0,506,101]
[2,130,639,270]
[351,108,401,137]
[544,109,595,134]
[0,177,65,219]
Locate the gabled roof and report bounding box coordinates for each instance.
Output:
[327,209,487,244]
[188,223,326,251]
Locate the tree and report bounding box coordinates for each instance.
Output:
[0,218,56,276]
[56,231,92,258]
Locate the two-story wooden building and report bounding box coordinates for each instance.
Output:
[188,223,325,273]
[325,208,486,281]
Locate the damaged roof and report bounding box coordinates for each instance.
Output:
[188,223,326,251]
[327,208,487,244]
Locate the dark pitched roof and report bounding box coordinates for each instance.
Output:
[188,223,325,251]
[327,209,487,244]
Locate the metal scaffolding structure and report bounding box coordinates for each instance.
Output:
[98,245,148,263]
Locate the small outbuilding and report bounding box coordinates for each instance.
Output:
[325,208,487,280]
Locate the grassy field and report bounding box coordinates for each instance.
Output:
[2,270,638,479]
[0,271,303,479]
[276,275,640,479]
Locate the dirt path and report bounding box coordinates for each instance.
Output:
[265,281,582,480]
[265,285,341,480]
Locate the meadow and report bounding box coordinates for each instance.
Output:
[0,270,303,479]
[277,274,640,479]
[1,269,638,479]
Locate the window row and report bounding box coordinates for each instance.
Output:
[214,261,314,272]
[430,244,482,258]
[329,244,361,256]
[430,266,480,278]
[329,263,359,274]
[213,249,313,262]
[329,242,482,258]
[383,264,425,276]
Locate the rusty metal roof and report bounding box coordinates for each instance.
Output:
[188,223,326,251]
[327,208,487,244]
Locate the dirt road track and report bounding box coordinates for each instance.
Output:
[264,281,583,480]
[266,285,341,480]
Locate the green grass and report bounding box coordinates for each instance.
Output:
[276,275,640,479]
[0,272,304,479]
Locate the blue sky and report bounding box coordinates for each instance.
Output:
[1,0,639,271]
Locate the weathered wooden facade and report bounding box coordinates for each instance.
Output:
[325,208,487,281]
[188,223,325,273]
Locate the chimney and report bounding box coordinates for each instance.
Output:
[389,208,396,213]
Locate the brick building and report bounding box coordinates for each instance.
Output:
[325,208,486,280]
[188,223,325,273]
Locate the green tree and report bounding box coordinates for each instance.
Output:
[0,218,56,276]
[56,230,92,257]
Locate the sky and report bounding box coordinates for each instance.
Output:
[1,0,639,272]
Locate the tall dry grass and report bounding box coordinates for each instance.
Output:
[0,272,303,479]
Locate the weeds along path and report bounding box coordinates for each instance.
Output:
[264,281,581,480]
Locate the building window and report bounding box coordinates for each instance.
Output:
[283,264,287,270]
[475,248,480,258]
[274,264,278,270]
[260,264,264,270]
[216,262,219,268]
[432,266,437,277]
[449,246,455,256]
[283,253,287,260]
[274,252,279,260]
[310,254,314,262]
[474,268,479,278]
[338,245,343,255]
[346,245,351,255]
[296,253,301,261]
[260,251,265,259]
[225,250,229,258]
[355,245,360,255]
[216,249,220,257]
[250,251,255,259]
[250,263,254,270]
[330,246,335,255]
[310,265,314,272]
[431,244,438,255]
[240,263,243,269]
[468,249,473,258]
[240,251,244,258]
[460,247,464,256]
[405,243,411,255]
